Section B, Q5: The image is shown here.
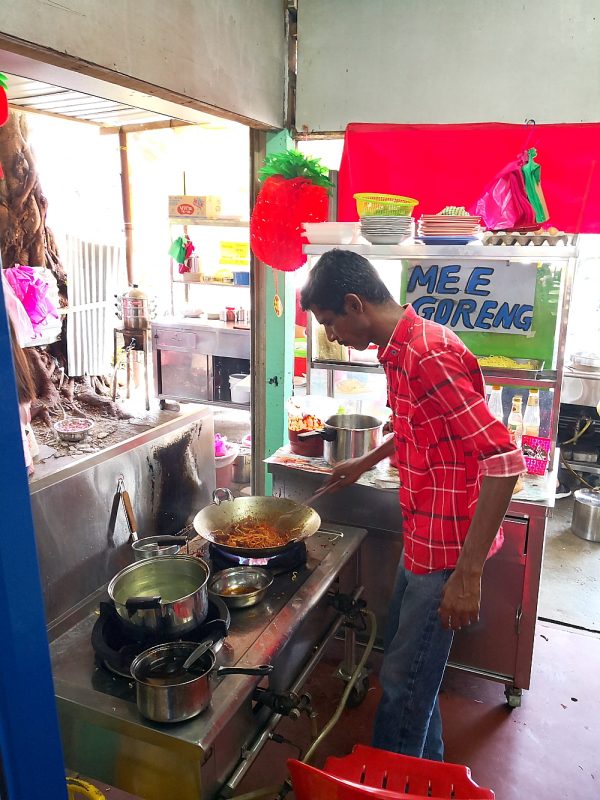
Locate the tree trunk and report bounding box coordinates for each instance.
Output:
[0,111,67,301]
[1,110,128,421]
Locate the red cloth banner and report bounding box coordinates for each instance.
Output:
[338,122,600,232]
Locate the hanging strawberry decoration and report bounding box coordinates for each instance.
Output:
[0,72,8,127]
[0,72,8,179]
[250,150,332,272]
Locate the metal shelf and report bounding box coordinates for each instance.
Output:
[311,360,383,375]
[169,217,249,227]
[564,460,600,476]
[171,279,249,287]
[304,243,577,260]
[481,368,558,389]
[310,360,558,386]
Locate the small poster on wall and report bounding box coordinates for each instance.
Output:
[405,260,538,335]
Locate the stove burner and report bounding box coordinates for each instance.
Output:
[209,540,307,576]
[92,598,230,677]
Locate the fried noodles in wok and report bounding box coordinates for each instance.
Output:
[212,517,301,550]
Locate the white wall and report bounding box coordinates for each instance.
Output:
[296,0,600,131]
[0,0,286,128]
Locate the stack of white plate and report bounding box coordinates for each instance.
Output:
[302,222,361,244]
[416,215,481,244]
[360,216,414,244]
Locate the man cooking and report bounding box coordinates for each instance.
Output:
[300,249,525,761]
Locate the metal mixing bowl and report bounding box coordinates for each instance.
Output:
[208,566,273,609]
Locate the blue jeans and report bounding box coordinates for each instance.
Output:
[372,562,454,760]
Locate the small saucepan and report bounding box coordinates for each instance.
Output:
[130,641,273,723]
[118,477,187,560]
[298,414,383,465]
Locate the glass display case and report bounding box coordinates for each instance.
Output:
[305,243,577,461]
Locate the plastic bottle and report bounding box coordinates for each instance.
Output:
[523,389,541,437]
[507,395,524,447]
[487,386,504,423]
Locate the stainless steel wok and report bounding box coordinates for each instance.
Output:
[192,490,321,557]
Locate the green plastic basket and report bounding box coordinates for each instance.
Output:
[354,193,419,217]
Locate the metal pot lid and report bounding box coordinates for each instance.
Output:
[324,414,383,431]
[571,351,600,368]
[574,489,600,507]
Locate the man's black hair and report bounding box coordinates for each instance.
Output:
[300,249,393,314]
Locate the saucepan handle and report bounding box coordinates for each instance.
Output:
[149,536,187,547]
[216,664,273,678]
[125,596,161,613]
[213,488,234,505]
[298,428,337,442]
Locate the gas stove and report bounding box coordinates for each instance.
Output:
[50,525,366,800]
[209,540,307,574]
[92,598,230,677]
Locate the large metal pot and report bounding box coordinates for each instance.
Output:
[108,555,210,636]
[299,414,383,465]
[130,642,272,723]
[571,489,600,542]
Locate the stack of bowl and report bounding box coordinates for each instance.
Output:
[360,216,414,245]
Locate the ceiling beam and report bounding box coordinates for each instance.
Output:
[8,103,102,126]
[100,119,194,135]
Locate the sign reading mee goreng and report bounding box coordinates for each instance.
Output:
[406,260,537,335]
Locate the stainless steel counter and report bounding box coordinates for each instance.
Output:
[50,526,366,799]
[153,316,251,338]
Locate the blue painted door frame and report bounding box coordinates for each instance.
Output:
[0,278,67,798]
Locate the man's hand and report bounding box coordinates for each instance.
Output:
[438,569,482,631]
[322,457,369,492]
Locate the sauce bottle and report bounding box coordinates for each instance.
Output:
[507,395,524,447]
[523,389,541,437]
[487,386,504,423]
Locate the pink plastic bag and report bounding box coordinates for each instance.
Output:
[1,270,36,344]
[4,265,59,334]
[471,153,536,231]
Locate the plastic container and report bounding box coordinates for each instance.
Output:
[354,193,419,217]
[302,222,360,244]
[233,271,250,286]
[487,386,504,423]
[507,395,523,447]
[287,395,337,457]
[230,374,250,404]
[215,439,239,487]
[324,743,493,798]
[523,389,541,436]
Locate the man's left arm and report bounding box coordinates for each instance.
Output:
[418,348,526,630]
[439,474,518,630]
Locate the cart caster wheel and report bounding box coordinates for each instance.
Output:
[347,676,370,708]
[505,685,522,709]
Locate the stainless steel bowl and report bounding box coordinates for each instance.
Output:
[208,566,273,609]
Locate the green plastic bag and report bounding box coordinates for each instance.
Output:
[168,236,186,264]
[522,148,549,224]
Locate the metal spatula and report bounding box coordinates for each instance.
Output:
[276,480,342,530]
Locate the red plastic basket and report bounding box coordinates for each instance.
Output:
[289,745,494,799]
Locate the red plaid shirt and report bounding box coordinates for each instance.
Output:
[379,305,526,574]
